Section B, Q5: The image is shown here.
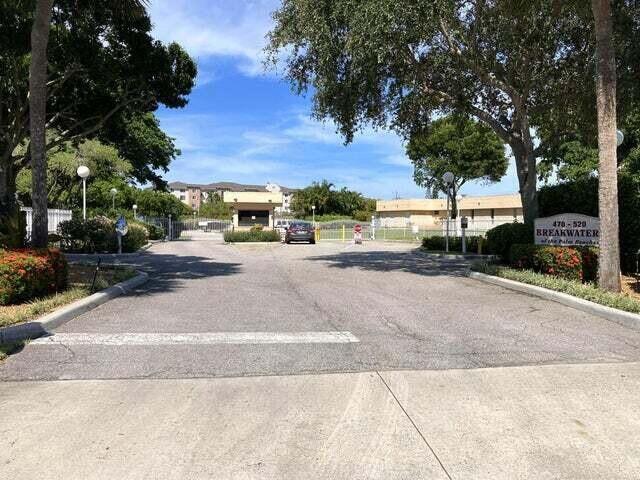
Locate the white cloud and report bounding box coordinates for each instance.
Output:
[149,0,279,76]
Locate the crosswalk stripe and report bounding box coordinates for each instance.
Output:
[31,331,360,346]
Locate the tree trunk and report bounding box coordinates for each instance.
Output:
[29,0,54,248]
[592,0,621,292]
[512,143,539,225]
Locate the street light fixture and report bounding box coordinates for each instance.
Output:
[442,171,454,252]
[110,187,118,212]
[617,129,624,147]
[311,205,316,226]
[77,165,90,220]
[132,204,138,220]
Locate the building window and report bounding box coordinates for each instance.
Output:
[433,211,439,215]
[180,195,185,201]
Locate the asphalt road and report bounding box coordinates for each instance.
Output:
[2,239,640,479]
[1,239,640,380]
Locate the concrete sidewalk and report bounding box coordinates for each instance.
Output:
[2,362,639,479]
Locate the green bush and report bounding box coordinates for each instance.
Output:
[485,222,533,258]
[421,235,482,252]
[472,263,640,314]
[0,248,68,305]
[224,230,281,242]
[538,174,640,272]
[58,216,149,253]
[58,216,116,253]
[509,244,599,282]
[136,222,163,240]
[122,224,148,252]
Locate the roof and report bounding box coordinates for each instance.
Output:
[168,181,297,193]
[377,194,522,212]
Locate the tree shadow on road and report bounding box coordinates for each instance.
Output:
[305,250,470,277]
[69,252,242,297]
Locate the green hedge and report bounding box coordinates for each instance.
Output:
[472,263,640,314]
[58,216,149,253]
[539,174,640,272]
[421,235,483,252]
[485,222,533,258]
[0,248,68,305]
[223,230,281,243]
[509,244,599,282]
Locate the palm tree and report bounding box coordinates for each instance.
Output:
[28,0,148,248]
[591,0,621,292]
[29,0,54,248]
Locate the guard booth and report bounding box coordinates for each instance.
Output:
[223,191,283,230]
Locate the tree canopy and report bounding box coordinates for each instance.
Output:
[267,0,638,223]
[0,0,196,216]
[291,180,376,219]
[408,115,507,214]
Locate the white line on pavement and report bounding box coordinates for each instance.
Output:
[31,331,360,346]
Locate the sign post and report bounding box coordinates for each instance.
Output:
[115,215,128,254]
[534,213,600,246]
[460,216,468,253]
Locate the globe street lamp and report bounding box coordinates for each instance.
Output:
[76,165,90,220]
[132,204,138,220]
[617,130,624,147]
[311,205,316,226]
[110,188,117,212]
[442,171,454,252]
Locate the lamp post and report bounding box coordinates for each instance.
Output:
[193,210,196,229]
[110,188,117,212]
[311,205,316,226]
[77,165,90,220]
[442,171,454,252]
[132,204,137,220]
[456,193,463,235]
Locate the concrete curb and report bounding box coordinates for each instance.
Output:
[0,271,149,345]
[468,271,640,331]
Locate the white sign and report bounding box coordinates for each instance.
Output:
[534,213,599,246]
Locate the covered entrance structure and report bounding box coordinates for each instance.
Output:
[223,191,283,229]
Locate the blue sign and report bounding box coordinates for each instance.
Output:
[115,215,128,236]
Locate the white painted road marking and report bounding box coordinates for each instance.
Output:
[32,332,360,346]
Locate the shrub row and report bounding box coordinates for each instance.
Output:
[0,248,68,305]
[485,222,533,258]
[472,263,640,314]
[509,244,599,282]
[421,235,483,253]
[223,230,281,243]
[58,216,148,253]
[538,174,640,273]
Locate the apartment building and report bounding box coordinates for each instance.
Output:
[169,181,296,213]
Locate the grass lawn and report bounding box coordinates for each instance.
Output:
[0,263,136,329]
[472,262,640,314]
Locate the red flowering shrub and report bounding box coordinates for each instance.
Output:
[0,248,68,305]
[509,244,599,283]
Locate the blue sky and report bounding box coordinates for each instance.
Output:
[149,0,519,199]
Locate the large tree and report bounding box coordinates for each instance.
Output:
[592,0,621,291]
[408,115,508,216]
[0,0,196,245]
[267,0,598,224]
[28,0,54,247]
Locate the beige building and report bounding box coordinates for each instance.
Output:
[169,181,296,213]
[377,194,523,232]
[223,191,283,229]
